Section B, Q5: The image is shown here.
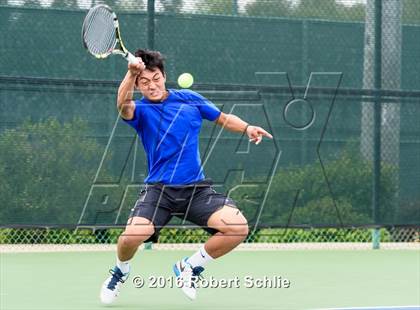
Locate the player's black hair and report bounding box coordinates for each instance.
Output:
[134,49,165,75]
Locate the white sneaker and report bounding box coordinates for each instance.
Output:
[173,258,205,300]
[100,266,129,305]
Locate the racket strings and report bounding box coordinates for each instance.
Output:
[83,7,117,56]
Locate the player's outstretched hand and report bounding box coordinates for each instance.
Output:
[246,126,273,145]
[128,57,145,76]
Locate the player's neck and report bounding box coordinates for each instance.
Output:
[147,90,169,103]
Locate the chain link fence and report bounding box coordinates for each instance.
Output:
[1,227,419,251]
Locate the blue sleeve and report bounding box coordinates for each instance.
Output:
[122,100,142,129]
[183,90,221,121]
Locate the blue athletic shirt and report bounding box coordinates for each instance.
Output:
[123,89,221,185]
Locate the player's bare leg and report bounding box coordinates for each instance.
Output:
[204,205,249,258]
[117,216,155,261]
[173,206,248,300]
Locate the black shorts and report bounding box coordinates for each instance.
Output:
[129,179,237,242]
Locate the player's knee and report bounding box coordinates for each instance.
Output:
[119,234,140,249]
[119,228,154,247]
[225,220,249,238]
[236,223,249,239]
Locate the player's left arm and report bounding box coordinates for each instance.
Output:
[215,112,273,145]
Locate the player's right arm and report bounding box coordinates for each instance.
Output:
[117,58,145,120]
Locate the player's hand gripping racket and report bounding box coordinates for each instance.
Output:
[82,4,139,64]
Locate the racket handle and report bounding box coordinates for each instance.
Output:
[125,52,139,64]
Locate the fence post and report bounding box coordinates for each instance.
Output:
[372,227,380,249]
[232,0,238,16]
[301,20,309,166]
[147,0,155,50]
[372,0,382,250]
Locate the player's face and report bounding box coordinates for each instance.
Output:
[137,69,167,102]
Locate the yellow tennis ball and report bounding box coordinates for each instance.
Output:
[178,73,194,88]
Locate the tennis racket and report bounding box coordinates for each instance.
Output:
[82,4,138,64]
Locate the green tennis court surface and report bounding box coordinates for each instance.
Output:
[1,250,419,310]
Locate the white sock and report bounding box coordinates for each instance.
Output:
[187,245,214,268]
[116,257,130,274]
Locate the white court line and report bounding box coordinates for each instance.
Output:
[314,305,420,310]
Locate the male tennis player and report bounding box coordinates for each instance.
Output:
[100,49,272,304]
